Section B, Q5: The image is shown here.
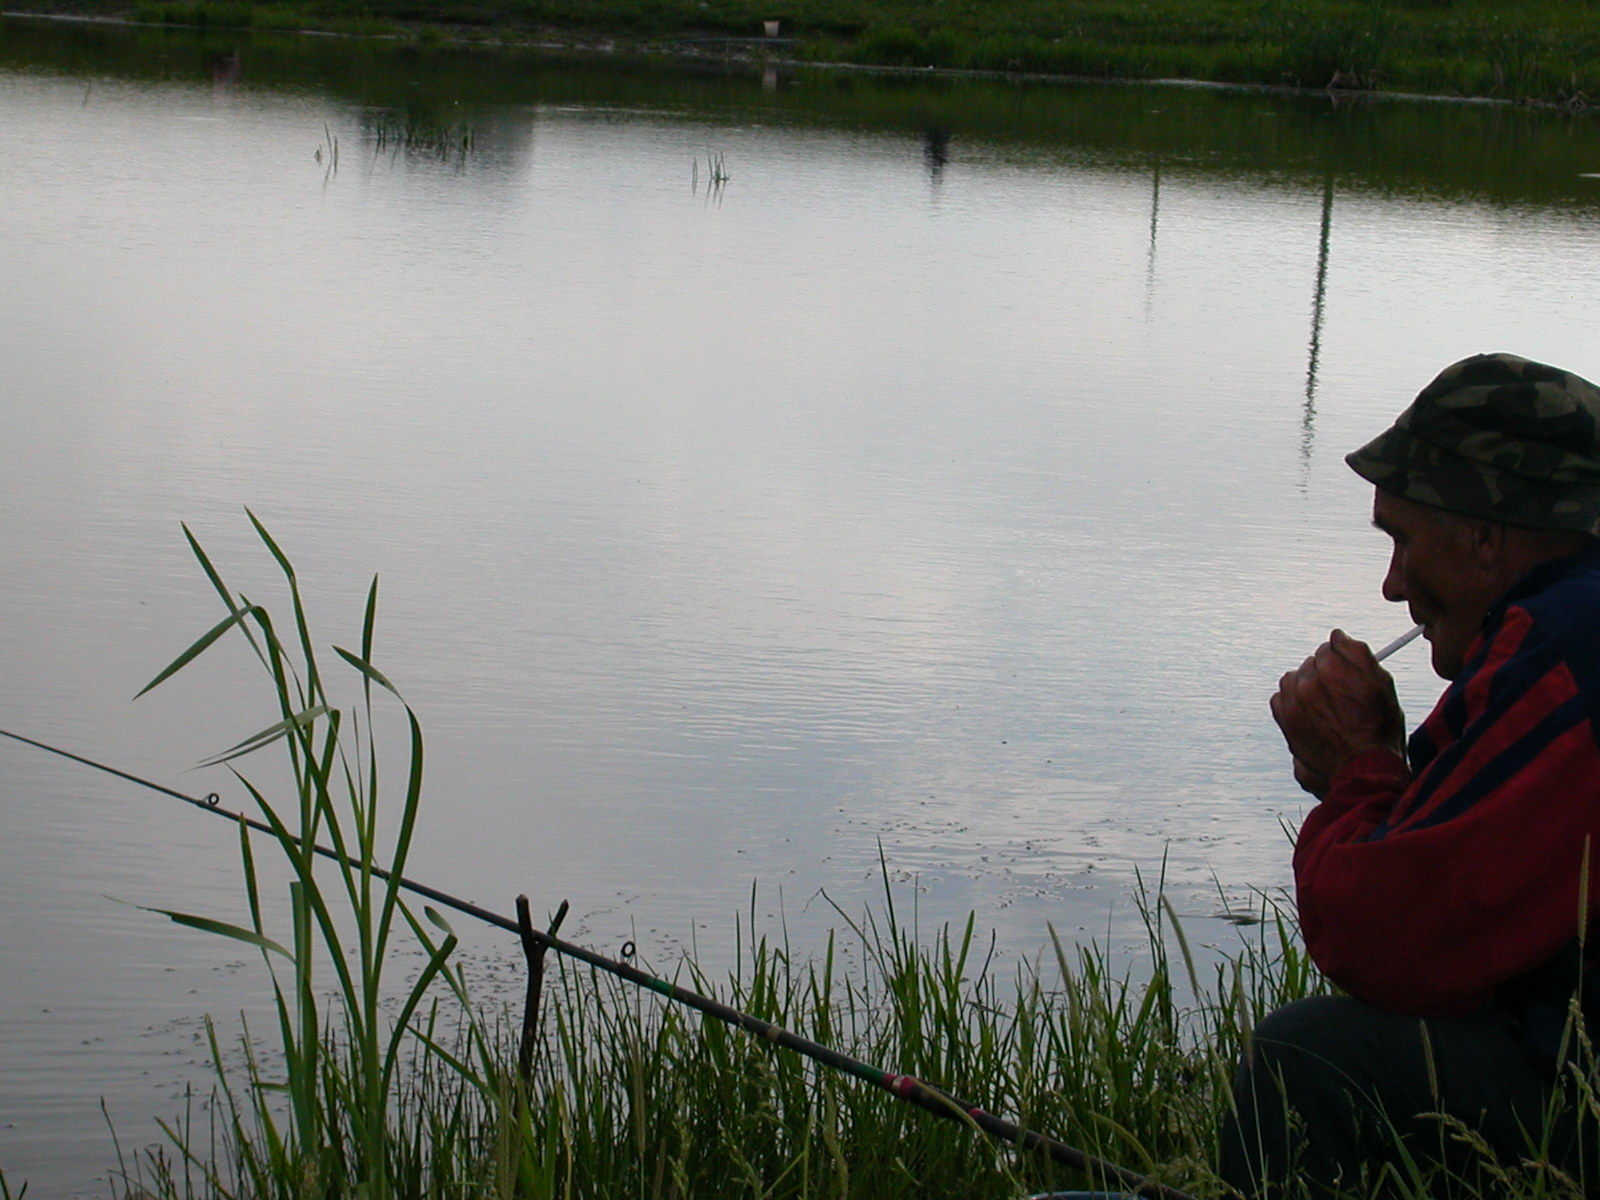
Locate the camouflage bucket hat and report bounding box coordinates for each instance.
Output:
[1346,352,1600,535]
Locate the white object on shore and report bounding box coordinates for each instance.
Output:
[1373,623,1425,663]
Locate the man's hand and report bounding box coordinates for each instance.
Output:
[1271,629,1407,799]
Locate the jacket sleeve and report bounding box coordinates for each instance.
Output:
[1293,607,1600,1017]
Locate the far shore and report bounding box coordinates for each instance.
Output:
[5,0,1600,109]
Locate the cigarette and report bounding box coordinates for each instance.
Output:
[1373,623,1424,663]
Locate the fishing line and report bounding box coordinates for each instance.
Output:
[0,726,1198,1200]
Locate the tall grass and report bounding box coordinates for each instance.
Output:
[95,519,1595,1200]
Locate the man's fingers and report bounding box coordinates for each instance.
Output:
[1329,627,1380,669]
[1272,665,1305,714]
[1273,631,1409,789]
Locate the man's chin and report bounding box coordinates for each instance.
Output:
[1429,638,1463,680]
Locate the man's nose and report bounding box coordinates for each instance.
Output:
[1381,554,1405,603]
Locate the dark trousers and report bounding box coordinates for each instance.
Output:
[1217,995,1590,1198]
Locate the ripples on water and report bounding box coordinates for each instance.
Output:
[6,21,1600,1193]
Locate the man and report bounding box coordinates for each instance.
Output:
[1221,353,1600,1198]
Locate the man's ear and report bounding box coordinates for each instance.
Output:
[1466,516,1505,572]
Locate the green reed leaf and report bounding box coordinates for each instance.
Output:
[245,507,295,582]
[136,604,258,698]
[144,906,292,958]
[333,646,403,700]
[198,704,332,767]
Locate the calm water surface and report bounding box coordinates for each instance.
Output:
[6,19,1600,1193]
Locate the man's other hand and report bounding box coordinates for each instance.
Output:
[1271,629,1406,799]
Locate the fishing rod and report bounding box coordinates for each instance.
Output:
[1,726,1198,1200]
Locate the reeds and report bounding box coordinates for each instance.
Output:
[693,151,730,196]
[365,110,477,164]
[129,512,485,1199]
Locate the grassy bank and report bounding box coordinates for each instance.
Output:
[6,0,1600,106]
[130,910,1322,1199]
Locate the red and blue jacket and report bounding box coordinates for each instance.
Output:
[1295,545,1600,1064]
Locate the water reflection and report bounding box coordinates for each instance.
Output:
[207,48,240,90]
[1144,157,1161,319]
[1302,173,1335,473]
[922,125,951,184]
[9,14,1600,211]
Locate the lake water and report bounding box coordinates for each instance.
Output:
[6,17,1600,1194]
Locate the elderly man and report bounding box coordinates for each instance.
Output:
[1221,353,1600,1198]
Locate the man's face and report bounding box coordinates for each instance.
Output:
[1372,489,1499,679]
